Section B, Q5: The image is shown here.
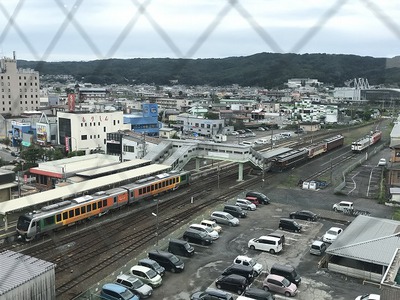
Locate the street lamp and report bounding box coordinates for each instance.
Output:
[152,199,159,246]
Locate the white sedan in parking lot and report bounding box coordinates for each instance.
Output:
[322,227,343,243]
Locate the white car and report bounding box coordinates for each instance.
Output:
[355,294,380,300]
[231,131,239,135]
[130,265,162,288]
[189,224,219,240]
[248,236,282,254]
[200,220,222,233]
[235,199,256,211]
[322,227,343,243]
[378,158,386,166]
[233,255,263,275]
[332,201,354,212]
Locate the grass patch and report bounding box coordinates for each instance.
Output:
[393,209,400,221]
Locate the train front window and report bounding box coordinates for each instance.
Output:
[17,215,31,231]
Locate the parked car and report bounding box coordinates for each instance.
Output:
[201,219,222,233]
[355,294,380,300]
[191,288,234,300]
[266,231,285,246]
[221,264,255,283]
[148,249,185,273]
[233,255,263,276]
[137,258,165,277]
[231,131,239,136]
[168,238,194,257]
[100,283,139,300]
[235,199,257,211]
[310,240,327,256]
[183,228,213,245]
[129,265,162,288]
[378,158,387,166]
[224,204,247,218]
[278,218,302,232]
[270,263,301,286]
[262,274,298,297]
[248,236,282,254]
[211,211,240,226]
[243,287,275,300]
[189,224,219,239]
[322,227,343,243]
[289,210,317,221]
[215,274,248,295]
[115,274,153,298]
[245,191,270,204]
[332,201,354,212]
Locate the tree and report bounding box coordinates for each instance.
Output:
[21,145,43,164]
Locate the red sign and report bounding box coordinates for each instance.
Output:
[65,136,70,152]
[68,93,76,111]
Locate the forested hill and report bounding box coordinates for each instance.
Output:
[17,52,400,88]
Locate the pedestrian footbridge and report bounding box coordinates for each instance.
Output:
[144,139,273,181]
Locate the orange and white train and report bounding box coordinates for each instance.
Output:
[16,170,190,241]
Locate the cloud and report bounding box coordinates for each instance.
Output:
[0,0,399,61]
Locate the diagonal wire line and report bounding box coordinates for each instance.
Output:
[106,0,153,58]
[0,0,41,60]
[290,0,349,53]
[53,0,104,59]
[231,0,284,53]
[361,0,400,40]
[38,0,85,62]
[131,0,184,57]
[184,0,236,58]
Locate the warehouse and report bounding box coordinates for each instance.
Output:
[326,215,400,282]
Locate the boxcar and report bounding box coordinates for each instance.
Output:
[325,135,344,151]
[271,149,309,172]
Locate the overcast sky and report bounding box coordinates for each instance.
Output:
[0,0,399,62]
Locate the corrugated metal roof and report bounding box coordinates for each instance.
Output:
[326,215,400,265]
[0,250,55,295]
[76,159,150,177]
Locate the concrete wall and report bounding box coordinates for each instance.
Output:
[328,263,383,282]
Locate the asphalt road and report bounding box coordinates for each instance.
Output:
[138,184,387,300]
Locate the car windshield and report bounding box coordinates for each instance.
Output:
[17,215,31,231]
[121,289,135,300]
[327,230,338,235]
[282,278,291,287]
[248,259,256,267]
[203,227,213,233]
[226,214,233,220]
[170,255,180,263]
[131,278,143,289]
[184,243,191,250]
[145,269,158,279]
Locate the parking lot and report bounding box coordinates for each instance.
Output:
[141,196,382,300]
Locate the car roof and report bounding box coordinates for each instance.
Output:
[201,219,216,224]
[312,240,325,246]
[235,255,253,261]
[205,287,232,296]
[117,274,137,281]
[339,201,353,204]
[190,224,207,229]
[212,211,229,215]
[103,283,127,293]
[222,274,247,280]
[267,274,286,281]
[257,235,280,241]
[131,265,150,272]
[138,258,156,264]
[328,227,343,231]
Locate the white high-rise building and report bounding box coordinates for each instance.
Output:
[0,52,40,116]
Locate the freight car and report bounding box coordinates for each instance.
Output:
[325,135,344,151]
[16,170,190,241]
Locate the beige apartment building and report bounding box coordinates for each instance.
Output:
[0,52,40,116]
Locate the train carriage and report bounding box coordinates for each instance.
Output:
[16,170,191,241]
[271,149,309,172]
[325,135,344,151]
[307,143,327,158]
[370,130,382,145]
[351,136,370,153]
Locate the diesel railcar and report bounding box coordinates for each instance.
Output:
[16,170,190,241]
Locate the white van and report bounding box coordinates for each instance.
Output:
[248,235,283,254]
[240,141,254,146]
[280,132,292,138]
